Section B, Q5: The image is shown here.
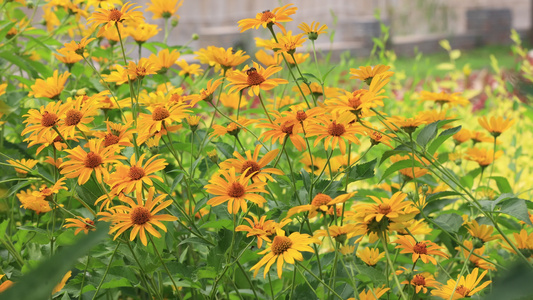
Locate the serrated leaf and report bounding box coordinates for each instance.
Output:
[490,176,513,194]
[380,159,424,182]
[301,169,311,189]
[428,125,461,154]
[101,277,132,289]
[433,213,463,233]
[500,198,532,225]
[416,122,438,148]
[348,159,376,182]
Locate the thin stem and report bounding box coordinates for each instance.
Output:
[148,234,182,300]
[380,234,408,300]
[91,242,121,300]
[295,261,343,299]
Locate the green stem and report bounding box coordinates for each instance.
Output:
[91,242,121,300]
[295,261,343,299]
[148,234,182,300]
[380,234,408,300]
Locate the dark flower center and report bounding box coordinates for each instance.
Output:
[296,110,307,122]
[242,161,261,177]
[327,121,346,136]
[413,242,428,255]
[412,274,426,286]
[271,236,293,255]
[280,121,294,134]
[130,207,151,225]
[246,68,266,86]
[227,182,245,198]
[104,133,120,147]
[108,8,123,22]
[84,152,103,168]
[260,10,276,23]
[65,109,83,126]
[311,193,332,207]
[152,106,170,121]
[377,203,391,215]
[41,111,59,127]
[129,166,145,180]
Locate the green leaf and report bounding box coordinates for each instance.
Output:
[101,277,132,289]
[0,51,38,78]
[322,65,337,82]
[500,198,532,225]
[355,264,387,283]
[490,176,513,194]
[427,125,461,154]
[348,159,376,182]
[379,159,424,182]
[416,122,438,148]
[433,213,463,233]
[1,224,109,299]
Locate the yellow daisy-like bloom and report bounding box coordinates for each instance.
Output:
[453,128,472,145]
[357,247,385,266]
[127,57,159,79]
[250,231,317,278]
[209,117,256,139]
[464,147,503,168]
[286,192,356,219]
[103,187,178,246]
[54,48,83,66]
[136,102,191,145]
[478,115,515,138]
[108,153,167,195]
[305,112,364,155]
[64,217,95,235]
[88,2,145,37]
[189,78,223,105]
[402,273,440,294]
[148,48,180,72]
[60,139,125,185]
[28,70,70,99]
[394,235,449,265]
[300,153,326,175]
[419,90,470,107]
[21,100,68,141]
[176,59,203,77]
[127,22,160,43]
[205,167,268,214]
[235,215,290,248]
[356,191,419,224]
[385,114,427,133]
[272,31,306,54]
[7,158,38,175]
[210,47,250,72]
[350,64,394,85]
[349,286,390,300]
[219,144,282,182]
[238,3,297,34]
[314,223,359,244]
[93,120,135,148]
[17,189,52,214]
[146,0,183,19]
[59,96,99,140]
[255,49,282,67]
[62,36,95,55]
[226,62,288,97]
[465,220,500,243]
[502,229,533,257]
[257,115,306,151]
[431,268,491,299]
[470,130,495,144]
[298,21,327,40]
[285,52,309,65]
[102,64,132,85]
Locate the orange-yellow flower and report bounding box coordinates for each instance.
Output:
[88,2,145,37]
[59,96,99,140]
[305,112,364,154]
[136,102,192,145]
[64,217,96,235]
[402,273,440,294]
[148,48,180,72]
[356,247,385,266]
[108,153,167,195]
[62,36,95,55]
[298,21,327,40]
[127,22,160,43]
[419,90,469,107]
[28,70,70,99]
[394,235,449,265]
[103,187,178,246]
[350,64,394,85]
[238,3,297,34]
[146,0,183,19]
[431,268,491,299]
[205,167,268,214]
[272,31,306,54]
[286,192,355,219]
[257,115,306,151]
[226,62,288,96]
[21,101,68,141]
[250,231,317,278]
[464,147,503,168]
[60,139,125,185]
[478,116,514,138]
[7,158,38,175]
[219,144,282,182]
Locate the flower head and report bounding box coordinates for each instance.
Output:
[478,116,514,138]
[108,153,168,195]
[226,62,288,96]
[350,65,394,85]
[238,4,297,34]
[64,217,96,235]
[357,247,385,266]
[394,235,449,265]
[88,2,145,37]
[219,144,283,182]
[419,90,469,107]
[146,0,183,19]
[431,268,491,299]
[464,147,503,168]
[28,70,70,99]
[298,21,327,40]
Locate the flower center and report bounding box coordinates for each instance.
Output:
[455,285,470,297]
[271,236,293,255]
[349,90,366,109]
[377,203,392,215]
[152,106,170,121]
[413,242,428,255]
[227,182,245,198]
[84,151,103,168]
[41,111,59,127]
[280,121,294,134]
[260,10,276,23]
[412,274,426,286]
[108,8,123,22]
[130,206,151,225]
[327,121,346,136]
[242,160,261,177]
[296,110,307,122]
[246,67,266,86]
[129,166,145,180]
[84,219,95,229]
[311,193,332,207]
[170,93,182,103]
[104,133,120,147]
[65,109,83,126]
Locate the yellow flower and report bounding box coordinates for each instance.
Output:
[305,112,364,155]
[210,47,250,72]
[86,0,123,9]
[7,158,38,175]
[352,286,390,300]
[136,102,191,145]
[127,22,160,43]
[431,268,491,299]
[52,271,72,294]
[255,49,282,67]
[226,62,288,96]
[54,48,83,66]
[108,153,168,195]
[272,31,306,54]
[286,192,355,219]
[219,144,283,182]
[478,116,515,138]
[205,167,268,214]
[148,48,180,71]
[357,247,385,266]
[88,2,145,37]
[250,232,317,278]
[350,64,394,85]
[465,220,500,243]
[235,215,289,248]
[176,59,203,77]
[22,101,68,141]
[394,235,449,265]
[219,92,248,110]
[457,240,496,271]
[453,128,472,145]
[464,147,503,168]
[146,0,183,19]
[64,217,95,235]
[419,90,469,107]
[103,187,178,246]
[298,21,327,40]
[402,273,440,294]
[59,96,99,140]
[127,57,159,79]
[28,70,70,99]
[238,3,297,34]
